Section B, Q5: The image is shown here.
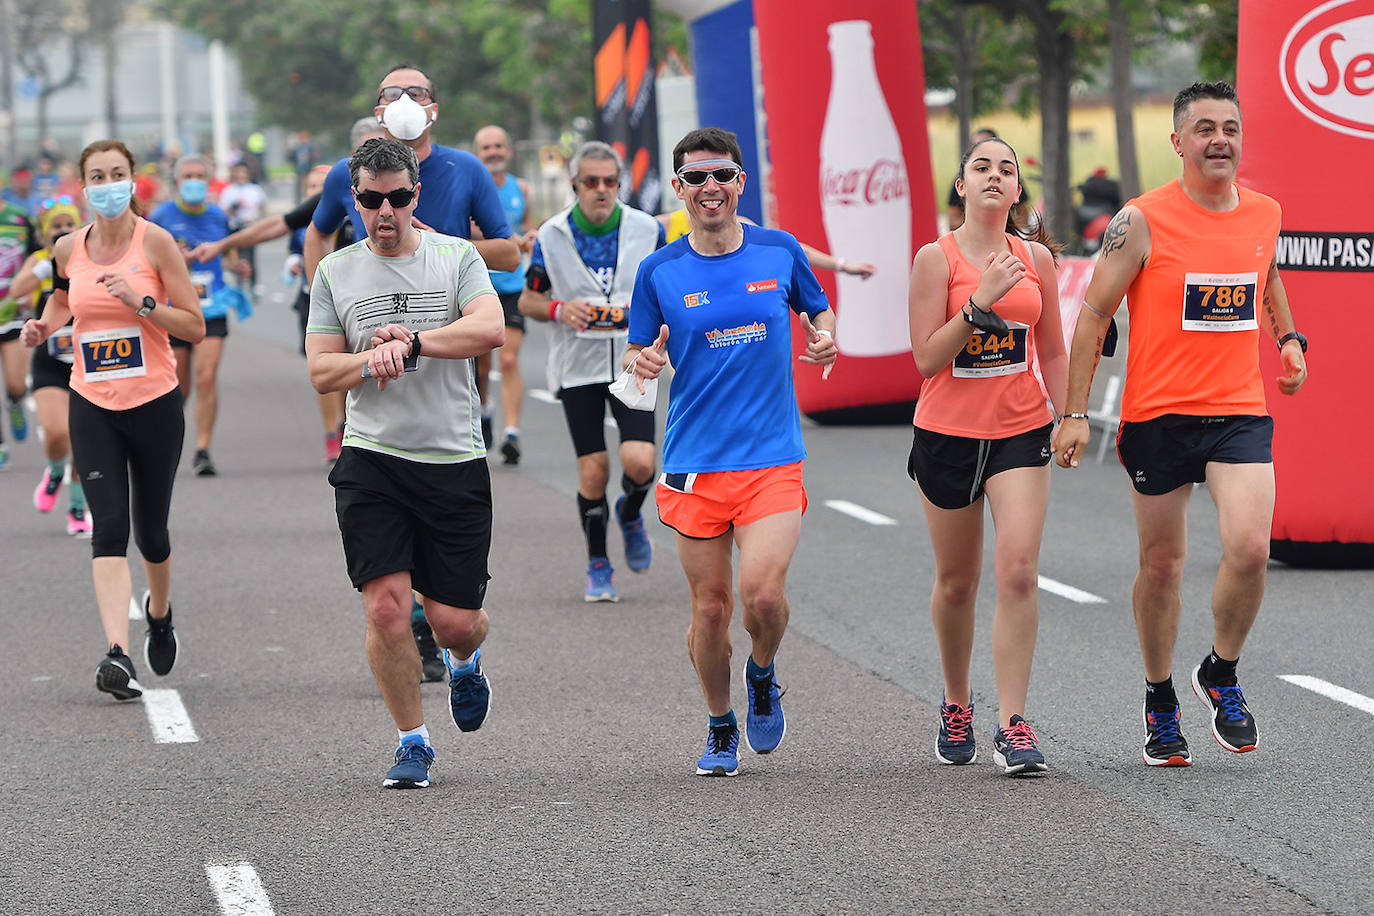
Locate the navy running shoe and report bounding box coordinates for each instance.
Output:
[585,556,618,602]
[695,723,740,777]
[95,645,143,701]
[1143,702,1192,767]
[500,434,520,466]
[743,666,786,754]
[383,735,435,789]
[615,495,652,573]
[992,715,1048,776]
[1191,663,1257,753]
[937,697,976,765]
[445,647,491,732]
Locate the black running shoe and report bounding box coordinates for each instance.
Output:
[1142,702,1192,767]
[143,591,179,677]
[412,615,446,683]
[96,645,143,700]
[1192,663,1258,753]
[500,433,520,466]
[192,449,217,477]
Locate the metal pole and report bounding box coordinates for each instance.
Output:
[209,39,229,180]
[158,22,177,155]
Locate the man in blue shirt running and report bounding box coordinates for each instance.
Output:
[625,127,837,777]
[150,154,243,478]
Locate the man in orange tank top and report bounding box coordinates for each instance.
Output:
[1053,82,1308,768]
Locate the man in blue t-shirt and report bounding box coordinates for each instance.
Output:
[303,65,519,293]
[473,124,535,464]
[625,127,836,778]
[150,154,241,478]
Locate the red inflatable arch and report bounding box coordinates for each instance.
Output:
[1238,0,1374,567]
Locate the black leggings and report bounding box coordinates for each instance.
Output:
[69,388,184,561]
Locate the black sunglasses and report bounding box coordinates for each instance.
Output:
[676,165,741,187]
[377,85,433,104]
[577,175,620,190]
[354,187,417,210]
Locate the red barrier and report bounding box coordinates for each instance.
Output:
[1238,0,1374,566]
[754,1,937,419]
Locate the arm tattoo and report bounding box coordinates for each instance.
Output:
[1263,290,1279,337]
[1100,210,1131,258]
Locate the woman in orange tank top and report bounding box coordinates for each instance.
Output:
[906,137,1068,775]
[20,139,204,702]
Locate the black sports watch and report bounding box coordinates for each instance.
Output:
[1276,331,1307,353]
[137,295,156,318]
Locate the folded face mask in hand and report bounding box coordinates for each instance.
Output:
[609,354,657,411]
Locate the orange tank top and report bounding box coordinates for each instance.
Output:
[1120,181,1280,422]
[67,219,178,410]
[913,233,1053,438]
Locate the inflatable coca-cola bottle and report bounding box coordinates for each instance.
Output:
[818,19,912,358]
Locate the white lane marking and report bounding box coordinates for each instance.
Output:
[129,597,143,620]
[1279,675,1374,716]
[206,862,275,915]
[823,499,898,526]
[1037,575,1108,604]
[489,369,503,382]
[143,689,199,743]
[530,388,558,405]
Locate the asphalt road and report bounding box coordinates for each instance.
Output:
[0,235,1369,915]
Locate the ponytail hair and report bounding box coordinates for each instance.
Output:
[958,137,1063,262]
[78,139,144,217]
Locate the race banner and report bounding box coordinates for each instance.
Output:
[593,0,663,214]
[754,0,937,420]
[1238,0,1374,566]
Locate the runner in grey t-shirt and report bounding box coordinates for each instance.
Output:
[304,138,506,790]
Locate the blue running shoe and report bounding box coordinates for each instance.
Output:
[585,556,618,602]
[992,715,1048,776]
[743,666,786,754]
[444,647,491,732]
[8,401,27,441]
[383,735,435,789]
[1142,702,1192,767]
[615,495,653,573]
[1191,663,1257,753]
[937,697,976,765]
[695,723,740,776]
[0,445,8,469]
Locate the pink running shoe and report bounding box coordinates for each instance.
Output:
[324,431,342,463]
[34,466,63,513]
[67,506,93,537]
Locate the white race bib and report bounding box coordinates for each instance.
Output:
[79,326,146,381]
[1182,272,1258,332]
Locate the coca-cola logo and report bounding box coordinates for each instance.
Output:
[820,158,909,207]
[1279,0,1374,139]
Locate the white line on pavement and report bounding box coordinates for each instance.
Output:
[128,597,142,620]
[143,689,199,743]
[823,499,898,526]
[530,388,558,405]
[1278,675,1374,716]
[1037,576,1108,604]
[206,862,275,916]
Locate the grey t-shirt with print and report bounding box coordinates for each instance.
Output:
[307,231,495,463]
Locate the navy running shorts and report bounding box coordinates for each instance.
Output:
[1116,413,1273,495]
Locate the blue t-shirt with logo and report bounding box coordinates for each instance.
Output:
[149,200,229,317]
[628,223,829,473]
[311,143,511,244]
[489,174,527,295]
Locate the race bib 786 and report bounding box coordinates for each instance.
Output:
[1182,272,1258,332]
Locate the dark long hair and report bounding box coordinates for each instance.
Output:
[957,138,1062,261]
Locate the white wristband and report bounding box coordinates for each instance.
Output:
[815,328,833,339]
[33,259,52,280]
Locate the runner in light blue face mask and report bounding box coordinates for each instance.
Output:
[85,180,133,219]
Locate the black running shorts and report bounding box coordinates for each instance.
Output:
[30,341,73,391]
[908,422,1053,510]
[328,447,492,609]
[558,381,656,458]
[1116,413,1273,495]
[497,290,526,333]
[171,316,228,349]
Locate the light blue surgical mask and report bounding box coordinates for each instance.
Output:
[179,178,208,205]
[85,180,133,219]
